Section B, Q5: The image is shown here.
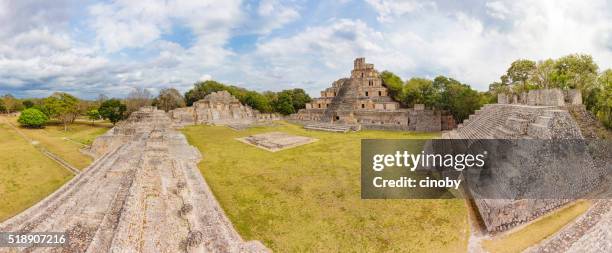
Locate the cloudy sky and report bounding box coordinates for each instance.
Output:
[0,0,611,99]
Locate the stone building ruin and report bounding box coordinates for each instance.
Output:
[497,88,583,106]
[442,89,609,233]
[168,90,279,127]
[290,58,455,132]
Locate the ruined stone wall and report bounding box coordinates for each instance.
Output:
[169,91,279,127]
[355,110,410,130]
[498,88,582,106]
[440,114,457,131]
[408,108,442,132]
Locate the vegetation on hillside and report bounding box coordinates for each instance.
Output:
[184,80,312,115]
[489,54,611,129]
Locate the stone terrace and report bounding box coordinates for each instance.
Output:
[237,132,317,152]
[0,107,268,252]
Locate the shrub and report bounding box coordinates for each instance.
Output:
[17,108,48,128]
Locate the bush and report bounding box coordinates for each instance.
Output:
[17,108,48,128]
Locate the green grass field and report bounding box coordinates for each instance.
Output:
[5,116,111,169]
[0,122,74,222]
[182,121,469,252]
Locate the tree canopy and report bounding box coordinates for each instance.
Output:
[153,88,186,112]
[99,99,127,125]
[379,72,489,122]
[43,92,80,131]
[183,80,311,115]
[18,108,48,128]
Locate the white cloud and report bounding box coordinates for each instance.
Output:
[485,1,511,20]
[256,0,300,33]
[365,0,434,22]
[199,74,212,81]
[358,0,612,90]
[240,19,384,93]
[1,0,611,99]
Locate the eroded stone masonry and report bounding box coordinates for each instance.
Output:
[290,58,455,132]
[443,89,610,236]
[0,107,268,253]
[168,90,278,127]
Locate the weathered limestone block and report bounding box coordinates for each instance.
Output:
[565,89,583,105]
[498,94,509,104]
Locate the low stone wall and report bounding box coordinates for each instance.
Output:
[408,109,441,132]
[498,88,582,106]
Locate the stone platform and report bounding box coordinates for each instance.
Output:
[0,107,268,253]
[237,132,317,152]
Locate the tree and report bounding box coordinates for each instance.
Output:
[243,91,273,113]
[433,75,485,122]
[288,88,311,111]
[402,78,437,108]
[594,69,612,129]
[551,54,598,90]
[99,99,126,125]
[22,100,34,109]
[381,71,404,101]
[18,108,48,128]
[125,88,152,114]
[44,92,79,131]
[506,59,536,93]
[272,92,295,115]
[184,80,227,106]
[1,94,21,113]
[0,99,5,113]
[531,59,555,89]
[86,109,101,125]
[153,88,185,112]
[96,94,109,107]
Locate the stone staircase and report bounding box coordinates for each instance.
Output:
[321,79,358,123]
[445,104,572,139]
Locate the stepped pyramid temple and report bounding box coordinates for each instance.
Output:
[291,58,454,132]
[442,89,610,234]
[169,90,278,127]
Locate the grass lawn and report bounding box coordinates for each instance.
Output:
[0,122,74,222]
[482,200,592,253]
[4,116,111,169]
[182,121,469,252]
